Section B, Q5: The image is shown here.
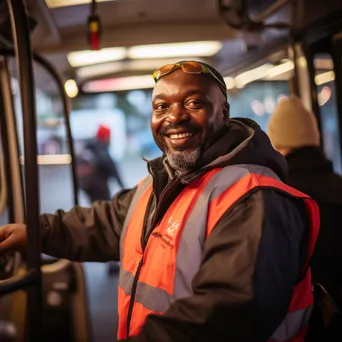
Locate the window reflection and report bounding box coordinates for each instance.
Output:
[317,81,341,174]
[229,81,290,132]
[315,54,341,174]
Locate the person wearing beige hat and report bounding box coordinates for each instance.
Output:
[268,95,342,310]
[267,96,320,155]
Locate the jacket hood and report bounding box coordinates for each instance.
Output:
[148,118,288,183]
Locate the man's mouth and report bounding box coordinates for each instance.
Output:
[164,131,198,149]
[168,132,194,139]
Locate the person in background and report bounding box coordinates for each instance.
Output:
[0,62,319,341]
[268,96,342,309]
[78,124,125,203]
[78,125,125,274]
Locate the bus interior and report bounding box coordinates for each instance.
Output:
[0,0,342,341]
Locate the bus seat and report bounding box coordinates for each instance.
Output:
[42,259,92,342]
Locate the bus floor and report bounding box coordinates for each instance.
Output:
[84,262,119,342]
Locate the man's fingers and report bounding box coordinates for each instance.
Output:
[0,227,13,253]
[0,227,6,242]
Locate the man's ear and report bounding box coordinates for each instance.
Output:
[223,101,230,122]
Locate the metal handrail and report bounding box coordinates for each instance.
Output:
[0,270,40,295]
[250,0,294,23]
[0,46,79,338]
[6,0,42,341]
[218,0,291,30]
[0,49,80,206]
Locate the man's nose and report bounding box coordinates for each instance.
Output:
[167,104,190,124]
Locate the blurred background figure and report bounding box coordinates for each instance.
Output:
[76,124,124,275]
[76,124,125,202]
[268,96,342,309]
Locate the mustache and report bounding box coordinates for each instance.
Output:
[160,123,199,136]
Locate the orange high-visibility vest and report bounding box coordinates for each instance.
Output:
[118,164,320,341]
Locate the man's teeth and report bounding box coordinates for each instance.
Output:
[169,132,193,139]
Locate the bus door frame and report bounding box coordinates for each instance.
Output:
[331,33,342,168]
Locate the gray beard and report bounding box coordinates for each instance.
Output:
[165,147,201,171]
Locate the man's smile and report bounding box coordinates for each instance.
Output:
[162,130,200,150]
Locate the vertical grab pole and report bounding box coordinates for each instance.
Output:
[331,33,342,174]
[302,42,323,147]
[6,0,42,341]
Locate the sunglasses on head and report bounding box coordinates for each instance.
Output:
[152,61,227,95]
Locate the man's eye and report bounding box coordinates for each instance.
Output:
[154,104,168,112]
[187,100,203,108]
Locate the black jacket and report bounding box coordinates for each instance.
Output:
[81,140,124,200]
[40,119,310,342]
[285,147,342,308]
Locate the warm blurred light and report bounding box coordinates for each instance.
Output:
[315,71,335,86]
[77,62,125,79]
[264,96,276,113]
[64,79,79,98]
[223,77,235,90]
[314,58,333,70]
[128,41,223,59]
[68,42,220,67]
[277,94,288,103]
[67,47,127,67]
[76,58,207,79]
[83,75,155,92]
[235,64,274,88]
[226,60,295,89]
[46,0,114,8]
[318,86,332,106]
[265,61,294,79]
[11,77,19,95]
[20,154,72,165]
[297,56,307,68]
[250,100,265,116]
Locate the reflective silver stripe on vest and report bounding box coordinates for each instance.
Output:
[174,164,279,299]
[119,164,279,311]
[269,306,313,341]
[120,268,174,312]
[119,175,152,261]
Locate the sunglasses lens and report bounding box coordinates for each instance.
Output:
[153,64,176,80]
[181,62,203,74]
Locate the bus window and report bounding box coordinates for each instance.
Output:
[314,54,342,174]
[229,80,290,132]
[70,90,157,194]
[228,58,292,132]
[10,58,75,213]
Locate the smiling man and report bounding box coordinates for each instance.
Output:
[151,63,229,173]
[0,61,319,342]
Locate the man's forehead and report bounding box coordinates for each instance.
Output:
[152,70,217,99]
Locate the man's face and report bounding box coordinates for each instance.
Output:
[151,69,228,171]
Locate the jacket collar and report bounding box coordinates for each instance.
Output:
[146,118,288,184]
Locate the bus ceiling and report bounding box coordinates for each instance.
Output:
[1,0,342,91]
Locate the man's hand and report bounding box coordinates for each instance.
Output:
[0,224,27,253]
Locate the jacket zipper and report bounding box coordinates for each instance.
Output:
[142,182,178,249]
[125,179,179,337]
[125,257,144,337]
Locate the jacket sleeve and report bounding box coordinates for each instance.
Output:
[122,189,308,342]
[40,186,137,262]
